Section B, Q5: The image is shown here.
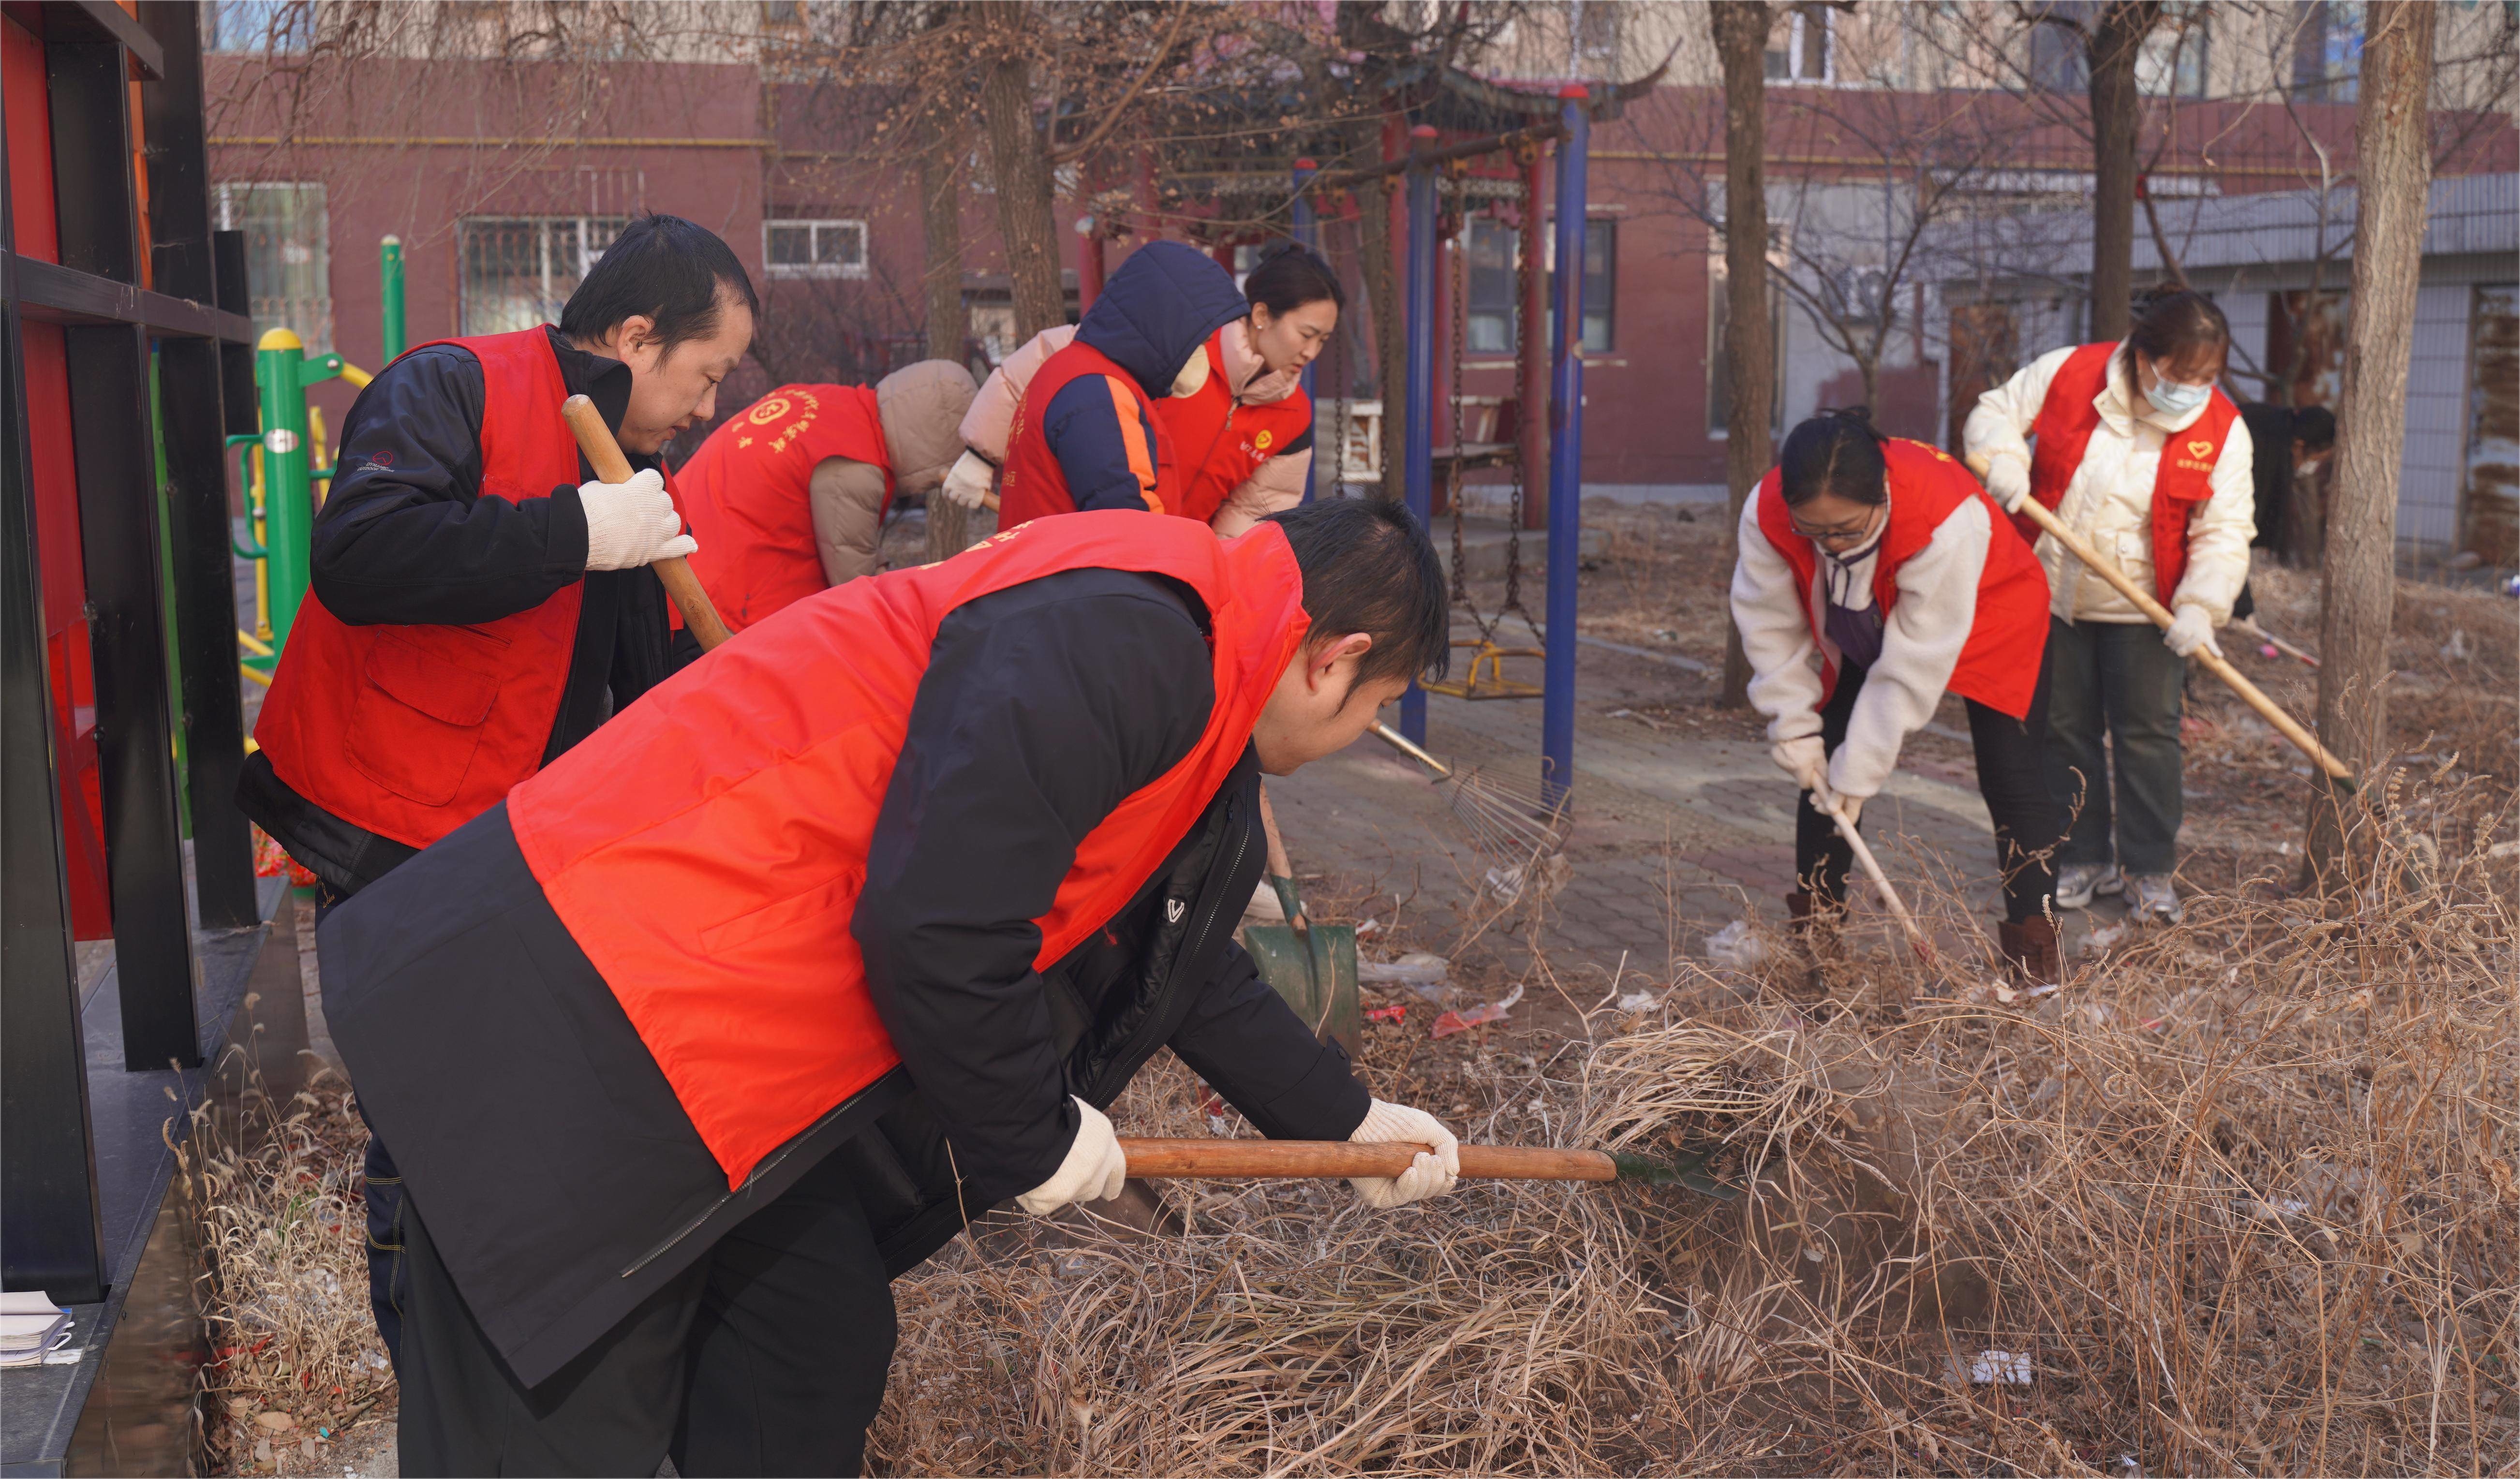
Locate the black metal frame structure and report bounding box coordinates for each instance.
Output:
[3,0,259,1307]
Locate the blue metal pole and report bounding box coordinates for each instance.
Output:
[1542,88,1589,809]
[1400,125,1439,746]
[1291,158,1319,504]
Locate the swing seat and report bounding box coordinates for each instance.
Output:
[1422,639,1544,700]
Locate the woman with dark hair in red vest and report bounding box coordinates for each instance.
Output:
[949,243,1342,536]
[237,212,756,1367]
[672,361,977,638]
[1964,289,2256,926]
[1731,410,2063,983]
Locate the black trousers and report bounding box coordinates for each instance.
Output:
[313,882,414,1371]
[397,1142,897,1478]
[1796,657,2061,924]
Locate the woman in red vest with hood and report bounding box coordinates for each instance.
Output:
[237,212,756,1367]
[949,244,1341,535]
[1732,410,2063,982]
[973,239,1256,525]
[314,499,1465,1476]
[1964,289,2255,926]
[672,360,978,637]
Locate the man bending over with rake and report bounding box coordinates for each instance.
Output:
[315,498,1464,1476]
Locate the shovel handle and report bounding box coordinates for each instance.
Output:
[1118,1138,1618,1182]
[1255,781,1306,930]
[1827,802,1933,962]
[1970,453,2351,786]
[562,395,736,652]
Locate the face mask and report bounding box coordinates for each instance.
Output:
[1170,347,1212,399]
[2144,375,2210,419]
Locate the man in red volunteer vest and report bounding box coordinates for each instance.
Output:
[1732,411,2063,982]
[238,212,757,1364]
[993,239,1252,525]
[674,361,977,636]
[315,499,1464,1476]
[1965,289,2255,926]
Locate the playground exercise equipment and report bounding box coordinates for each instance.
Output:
[1297,88,1592,811]
[231,237,406,684]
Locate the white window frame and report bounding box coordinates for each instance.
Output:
[457,216,626,338]
[764,219,870,280]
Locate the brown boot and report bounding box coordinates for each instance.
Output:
[1998,917,2062,988]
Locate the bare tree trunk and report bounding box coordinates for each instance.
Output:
[1711,0,1773,708]
[920,108,974,563]
[978,6,1065,341]
[2085,2,2159,342]
[2306,0,2435,886]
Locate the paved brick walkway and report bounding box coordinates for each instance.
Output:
[1267,636,2019,983]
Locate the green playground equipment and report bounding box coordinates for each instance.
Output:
[232,237,404,683]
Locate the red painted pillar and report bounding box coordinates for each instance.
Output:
[1078,220,1106,313]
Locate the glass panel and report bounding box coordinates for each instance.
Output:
[813,223,863,267]
[461,219,547,336]
[767,222,815,267]
[1582,219,1615,354]
[209,0,311,53]
[1466,219,1517,355]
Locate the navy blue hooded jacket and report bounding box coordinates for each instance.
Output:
[1038,240,1249,513]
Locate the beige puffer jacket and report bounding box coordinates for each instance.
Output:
[958,320,1313,536]
[1963,342,2256,625]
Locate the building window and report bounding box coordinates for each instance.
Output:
[2028,2,2092,93]
[1572,0,1621,67]
[460,217,626,336]
[765,219,869,280]
[1466,218,1519,355]
[215,183,331,354]
[206,0,311,52]
[2138,2,2210,96]
[2292,1,2362,103]
[1764,3,1833,82]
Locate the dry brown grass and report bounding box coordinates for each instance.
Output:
[179,1042,392,1476]
[871,765,2518,1476]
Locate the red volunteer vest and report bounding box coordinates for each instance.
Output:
[506,513,1310,1188]
[255,326,648,849]
[1755,438,2050,720]
[2022,341,2240,604]
[999,339,1182,526]
[1158,332,1316,526]
[677,384,892,632]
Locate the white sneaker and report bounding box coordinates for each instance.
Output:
[2127,873,2184,925]
[2054,863,2123,911]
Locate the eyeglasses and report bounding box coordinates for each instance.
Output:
[1790,508,1882,549]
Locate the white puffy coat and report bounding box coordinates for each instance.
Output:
[1962,342,2255,625]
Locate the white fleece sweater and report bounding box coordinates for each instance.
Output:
[1730,492,1993,802]
[1962,342,2256,625]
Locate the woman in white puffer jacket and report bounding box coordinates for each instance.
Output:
[1963,289,2255,925]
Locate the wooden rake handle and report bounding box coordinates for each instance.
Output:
[561,395,735,652]
[1118,1138,1619,1182]
[1970,453,2351,785]
[1826,802,1933,961]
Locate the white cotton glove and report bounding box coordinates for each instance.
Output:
[1771,736,1828,796]
[1982,454,2031,515]
[939,449,996,510]
[578,467,695,571]
[1812,788,1863,829]
[1348,1099,1460,1210]
[1015,1096,1129,1214]
[2163,604,2222,659]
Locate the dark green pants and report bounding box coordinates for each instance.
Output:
[2042,616,2187,875]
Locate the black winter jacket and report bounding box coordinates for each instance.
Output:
[318,567,1368,1387]
[237,327,680,893]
